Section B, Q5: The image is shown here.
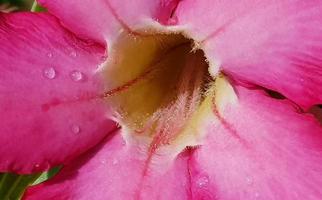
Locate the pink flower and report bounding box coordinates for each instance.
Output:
[0,0,322,199]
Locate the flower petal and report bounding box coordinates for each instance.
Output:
[175,0,322,108]
[23,129,190,200]
[187,79,322,199]
[38,0,181,44]
[0,13,116,173]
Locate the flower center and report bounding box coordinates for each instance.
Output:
[102,30,215,150]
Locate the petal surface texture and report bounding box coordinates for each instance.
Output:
[188,80,322,199]
[38,0,181,44]
[0,13,116,173]
[176,0,322,108]
[24,80,322,199]
[24,129,191,200]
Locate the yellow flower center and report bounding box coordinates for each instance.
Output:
[100,29,236,154]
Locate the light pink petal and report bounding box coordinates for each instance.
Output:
[188,84,322,199]
[175,0,322,108]
[38,0,181,44]
[0,13,116,174]
[23,129,190,200]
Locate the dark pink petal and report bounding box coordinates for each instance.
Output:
[0,13,116,173]
[310,106,322,123]
[38,0,181,44]
[188,82,322,199]
[175,0,322,108]
[24,129,190,200]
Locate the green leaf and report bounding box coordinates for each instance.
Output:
[0,0,24,6]
[33,166,61,185]
[0,0,33,11]
[0,167,61,200]
[0,173,40,200]
[31,1,46,12]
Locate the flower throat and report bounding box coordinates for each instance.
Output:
[102,31,212,143]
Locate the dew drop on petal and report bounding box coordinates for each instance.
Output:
[35,164,40,168]
[70,51,77,58]
[196,175,209,188]
[246,176,253,185]
[43,67,56,79]
[70,70,84,82]
[47,52,53,58]
[100,159,107,164]
[71,124,80,134]
[112,159,118,165]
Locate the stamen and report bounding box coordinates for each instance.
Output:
[142,51,207,149]
[134,50,210,199]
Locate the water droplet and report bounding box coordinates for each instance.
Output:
[246,177,253,185]
[35,164,40,168]
[47,52,53,58]
[101,159,107,164]
[70,51,77,58]
[43,67,56,79]
[71,124,80,134]
[196,175,209,188]
[70,70,84,82]
[112,159,118,165]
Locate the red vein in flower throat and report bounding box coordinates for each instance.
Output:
[41,42,190,112]
[211,94,248,147]
[105,0,141,36]
[134,52,208,199]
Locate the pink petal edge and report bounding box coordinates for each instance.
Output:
[38,0,181,44]
[0,12,116,174]
[176,0,322,108]
[188,84,322,199]
[23,129,190,200]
